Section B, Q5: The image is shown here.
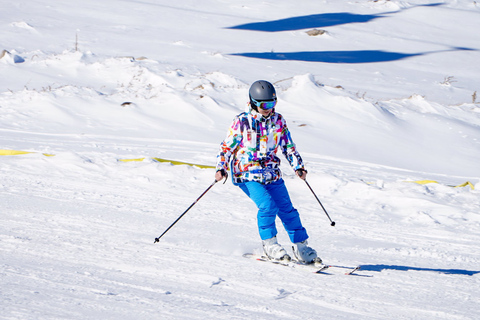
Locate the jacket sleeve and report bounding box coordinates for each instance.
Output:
[216,116,243,172]
[279,116,305,171]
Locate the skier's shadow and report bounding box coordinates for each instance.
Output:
[359,264,480,276]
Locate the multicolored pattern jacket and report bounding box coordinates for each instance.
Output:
[216,108,305,184]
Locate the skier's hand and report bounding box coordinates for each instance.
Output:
[215,169,227,182]
[296,169,307,180]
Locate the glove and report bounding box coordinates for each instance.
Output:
[215,169,228,183]
[296,168,307,180]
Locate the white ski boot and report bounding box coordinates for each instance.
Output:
[262,236,291,261]
[293,240,321,264]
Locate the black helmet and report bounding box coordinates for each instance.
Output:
[249,80,277,111]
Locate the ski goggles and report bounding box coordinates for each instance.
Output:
[251,97,277,110]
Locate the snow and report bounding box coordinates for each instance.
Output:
[1,0,479,319]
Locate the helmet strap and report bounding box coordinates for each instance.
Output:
[249,100,258,112]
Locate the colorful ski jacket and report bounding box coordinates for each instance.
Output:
[216,107,305,184]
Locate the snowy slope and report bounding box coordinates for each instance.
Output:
[1,0,480,319]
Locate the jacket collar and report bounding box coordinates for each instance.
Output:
[249,105,275,122]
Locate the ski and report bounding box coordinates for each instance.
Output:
[244,253,341,274]
[243,253,361,275]
[347,266,361,275]
[328,264,362,275]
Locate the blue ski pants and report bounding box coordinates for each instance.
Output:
[238,179,308,243]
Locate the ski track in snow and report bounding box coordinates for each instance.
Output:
[2,140,479,319]
[1,0,480,319]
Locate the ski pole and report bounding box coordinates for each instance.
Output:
[154,180,217,243]
[304,179,336,226]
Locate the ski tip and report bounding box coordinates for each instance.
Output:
[345,266,361,275]
[315,265,330,273]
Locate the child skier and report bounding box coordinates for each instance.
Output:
[215,80,319,264]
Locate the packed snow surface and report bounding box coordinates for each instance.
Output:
[1,0,480,319]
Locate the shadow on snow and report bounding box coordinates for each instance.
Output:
[360,264,480,276]
[226,3,444,32]
[227,12,385,32]
[225,3,471,64]
[224,3,472,64]
[230,50,419,64]
[230,47,476,64]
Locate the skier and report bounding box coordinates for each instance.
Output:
[215,80,320,264]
